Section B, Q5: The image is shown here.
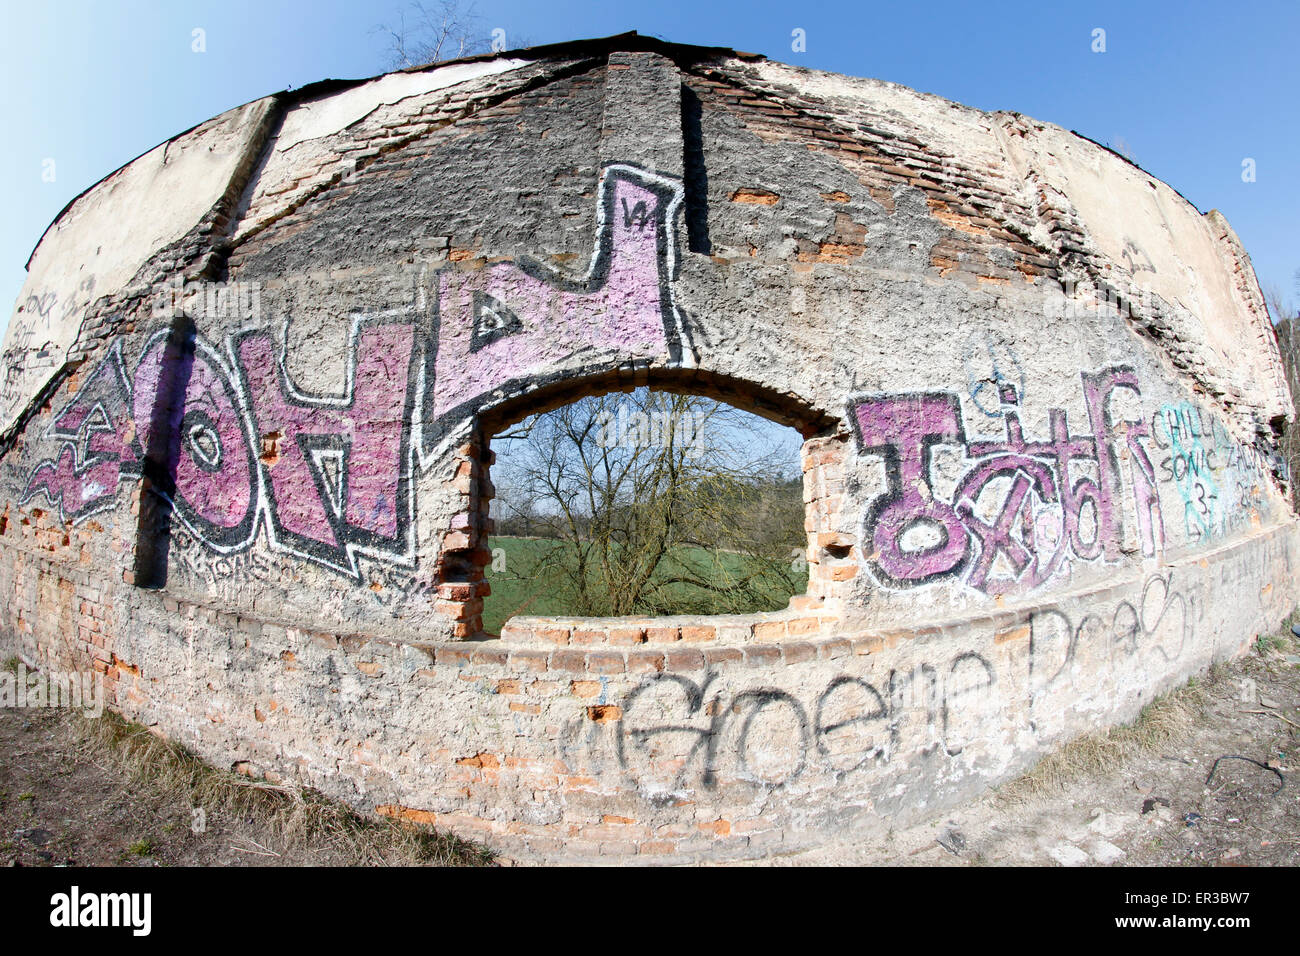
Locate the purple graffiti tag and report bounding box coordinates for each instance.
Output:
[427,165,689,433]
[955,390,1093,595]
[24,441,120,520]
[237,319,417,575]
[132,335,257,549]
[954,452,1061,597]
[852,393,970,586]
[22,345,138,522]
[852,366,1165,596]
[1082,367,1163,558]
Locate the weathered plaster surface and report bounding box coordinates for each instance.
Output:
[0,98,277,434]
[0,37,1294,862]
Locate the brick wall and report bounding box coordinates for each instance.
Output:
[1,38,1296,862]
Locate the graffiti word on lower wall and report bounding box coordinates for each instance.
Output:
[559,651,999,795]
[20,164,691,580]
[559,569,1201,794]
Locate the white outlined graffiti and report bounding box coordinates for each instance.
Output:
[18,163,697,582]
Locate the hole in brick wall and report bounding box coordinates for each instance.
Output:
[448,370,842,638]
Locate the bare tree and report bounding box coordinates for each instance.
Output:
[1267,283,1300,508]
[491,389,806,618]
[377,0,487,69]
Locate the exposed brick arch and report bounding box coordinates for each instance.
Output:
[477,366,839,439]
[436,366,848,638]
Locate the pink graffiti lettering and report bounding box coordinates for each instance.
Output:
[22,346,138,521]
[851,367,1165,595]
[133,335,256,548]
[853,393,970,586]
[237,320,417,567]
[430,165,689,426]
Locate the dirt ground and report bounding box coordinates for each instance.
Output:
[2,625,1297,868]
[0,698,489,866]
[780,627,1300,867]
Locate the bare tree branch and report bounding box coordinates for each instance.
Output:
[490,388,807,618]
[374,0,488,69]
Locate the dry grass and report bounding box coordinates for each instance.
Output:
[67,710,494,866]
[996,604,1300,803]
[1259,607,1300,657]
[995,678,1208,802]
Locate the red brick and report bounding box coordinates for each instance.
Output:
[638,840,677,855]
[509,649,549,673]
[587,651,626,674]
[664,648,705,672]
[535,627,570,646]
[644,625,680,643]
[703,646,743,666]
[550,650,588,673]
[786,617,821,637]
[606,626,646,646]
[436,647,472,668]
[817,638,852,660]
[625,651,665,675]
[781,643,816,665]
[472,647,509,667]
[586,704,622,723]
[499,622,533,643]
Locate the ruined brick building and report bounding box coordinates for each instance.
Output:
[1,34,1295,861]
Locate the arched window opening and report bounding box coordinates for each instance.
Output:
[482,387,808,634]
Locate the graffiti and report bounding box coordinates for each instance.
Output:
[1153,401,1219,539]
[19,164,693,581]
[1026,571,1201,739]
[422,162,694,451]
[1,276,97,426]
[962,338,1025,419]
[850,367,1164,595]
[235,318,419,574]
[569,568,1209,793]
[22,341,139,522]
[1029,572,1197,696]
[1150,401,1273,542]
[607,653,997,792]
[1121,239,1156,276]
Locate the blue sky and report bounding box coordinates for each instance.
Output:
[3,0,1297,339]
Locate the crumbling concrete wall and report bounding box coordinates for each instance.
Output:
[0,37,1295,862]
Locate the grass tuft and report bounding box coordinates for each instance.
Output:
[996,677,1207,801]
[69,710,494,866]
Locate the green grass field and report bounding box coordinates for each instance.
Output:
[481,536,806,634]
